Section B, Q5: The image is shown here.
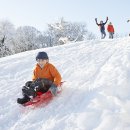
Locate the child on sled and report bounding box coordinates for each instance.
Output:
[17,51,62,104]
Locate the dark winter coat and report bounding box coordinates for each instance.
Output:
[95,18,108,33]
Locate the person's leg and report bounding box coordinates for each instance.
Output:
[111,32,114,39]
[22,84,38,98]
[17,88,31,104]
[103,31,106,39]
[34,78,52,93]
[109,32,111,38]
[17,84,33,104]
[101,32,104,39]
[101,30,106,39]
[109,32,114,39]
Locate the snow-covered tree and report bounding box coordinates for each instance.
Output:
[14,26,42,53]
[46,18,95,46]
[0,20,15,57]
[0,18,96,58]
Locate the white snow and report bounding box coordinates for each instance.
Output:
[0,37,130,130]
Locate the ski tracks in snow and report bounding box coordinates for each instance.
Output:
[1,38,130,130]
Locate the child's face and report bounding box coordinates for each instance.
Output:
[37,59,47,67]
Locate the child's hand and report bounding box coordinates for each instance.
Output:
[49,84,57,96]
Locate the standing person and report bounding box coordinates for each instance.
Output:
[17,51,62,104]
[95,17,108,39]
[107,22,115,39]
[127,20,130,36]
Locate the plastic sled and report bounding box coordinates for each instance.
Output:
[23,82,64,107]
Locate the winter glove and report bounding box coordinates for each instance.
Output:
[23,78,55,98]
[49,84,58,96]
[23,80,42,98]
[127,20,130,22]
[33,78,53,92]
[25,81,33,87]
[95,18,97,21]
[32,79,44,91]
[22,85,37,98]
[106,17,108,20]
[30,78,53,93]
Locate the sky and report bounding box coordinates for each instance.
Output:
[0,0,130,36]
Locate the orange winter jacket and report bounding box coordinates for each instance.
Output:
[32,63,62,86]
[107,25,114,32]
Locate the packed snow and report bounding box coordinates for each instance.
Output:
[0,38,130,130]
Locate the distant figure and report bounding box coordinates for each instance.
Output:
[1,35,6,44]
[127,20,130,23]
[95,17,108,39]
[127,20,130,36]
[107,22,115,39]
[0,35,6,47]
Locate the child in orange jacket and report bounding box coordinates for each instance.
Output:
[17,51,62,104]
[107,22,115,39]
[33,51,62,87]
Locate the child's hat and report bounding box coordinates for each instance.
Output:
[36,51,49,60]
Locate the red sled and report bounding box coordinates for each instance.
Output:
[23,82,64,107]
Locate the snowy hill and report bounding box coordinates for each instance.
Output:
[0,38,130,130]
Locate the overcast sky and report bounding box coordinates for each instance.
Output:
[0,0,130,36]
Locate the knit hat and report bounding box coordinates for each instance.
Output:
[36,52,49,60]
[100,21,103,23]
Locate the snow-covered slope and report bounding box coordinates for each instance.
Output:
[0,38,130,130]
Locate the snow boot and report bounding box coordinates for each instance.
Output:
[17,95,30,104]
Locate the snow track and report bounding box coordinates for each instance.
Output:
[0,38,130,130]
